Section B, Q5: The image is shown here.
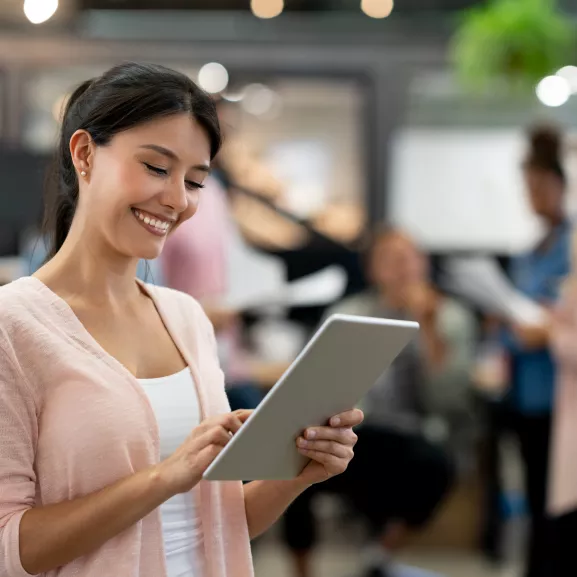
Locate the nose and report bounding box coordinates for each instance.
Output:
[161,179,188,215]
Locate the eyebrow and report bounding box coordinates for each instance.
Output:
[139,144,211,173]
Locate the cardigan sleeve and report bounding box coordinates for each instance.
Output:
[0,343,38,577]
[551,285,577,370]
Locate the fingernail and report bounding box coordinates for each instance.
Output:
[298,438,308,447]
[331,417,341,427]
[306,429,316,439]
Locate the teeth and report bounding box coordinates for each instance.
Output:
[133,209,170,232]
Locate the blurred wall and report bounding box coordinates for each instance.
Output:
[0,11,448,226]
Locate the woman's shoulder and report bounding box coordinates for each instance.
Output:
[0,279,51,394]
[0,277,44,335]
[325,291,379,318]
[0,276,77,360]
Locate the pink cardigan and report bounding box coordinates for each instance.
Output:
[0,276,254,577]
[550,286,577,516]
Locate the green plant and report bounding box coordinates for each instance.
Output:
[451,0,575,92]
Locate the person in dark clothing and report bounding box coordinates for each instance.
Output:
[282,229,476,577]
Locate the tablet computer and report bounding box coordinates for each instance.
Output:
[203,314,419,481]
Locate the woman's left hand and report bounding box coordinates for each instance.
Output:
[295,408,364,485]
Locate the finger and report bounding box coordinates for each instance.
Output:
[297,438,352,459]
[197,426,232,449]
[195,443,225,473]
[304,426,357,446]
[298,448,348,475]
[329,409,364,428]
[219,413,244,434]
[233,409,253,423]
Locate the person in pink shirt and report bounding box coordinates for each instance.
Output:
[0,62,363,577]
[549,264,577,576]
[160,174,255,392]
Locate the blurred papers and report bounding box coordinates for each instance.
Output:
[441,256,547,326]
[224,219,347,310]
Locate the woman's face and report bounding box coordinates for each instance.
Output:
[75,113,211,261]
[369,234,427,291]
[524,167,563,221]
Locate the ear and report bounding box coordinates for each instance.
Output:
[69,129,95,179]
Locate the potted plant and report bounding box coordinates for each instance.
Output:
[451,0,575,93]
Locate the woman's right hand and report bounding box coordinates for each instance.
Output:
[157,409,252,495]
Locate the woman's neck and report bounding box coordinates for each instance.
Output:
[551,217,565,229]
[35,231,141,309]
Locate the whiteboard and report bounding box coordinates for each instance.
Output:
[389,129,545,253]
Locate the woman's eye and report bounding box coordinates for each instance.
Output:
[185,181,205,191]
[144,163,168,176]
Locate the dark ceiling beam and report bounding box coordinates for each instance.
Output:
[77,0,481,10]
[77,9,452,46]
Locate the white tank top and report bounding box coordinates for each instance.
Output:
[138,367,205,577]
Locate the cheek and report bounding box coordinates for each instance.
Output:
[119,166,160,206]
[97,160,159,210]
[529,194,545,213]
[374,263,394,284]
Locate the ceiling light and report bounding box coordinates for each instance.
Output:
[197,63,229,94]
[251,0,284,19]
[536,76,570,107]
[222,91,245,103]
[361,0,394,18]
[556,66,577,94]
[24,0,58,24]
[241,84,279,116]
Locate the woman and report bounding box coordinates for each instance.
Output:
[0,62,362,577]
[502,126,571,577]
[283,229,469,577]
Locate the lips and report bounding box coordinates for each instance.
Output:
[132,208,173,237]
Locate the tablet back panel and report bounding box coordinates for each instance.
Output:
[204,314,419,481]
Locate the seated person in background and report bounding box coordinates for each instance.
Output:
[282,228,476,577]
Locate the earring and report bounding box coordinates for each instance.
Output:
[80,170,87,177]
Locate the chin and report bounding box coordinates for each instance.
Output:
[139,247,164,261]
[123,240,164,262]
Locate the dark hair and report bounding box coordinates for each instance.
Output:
[524,124,566,184]
[42,62,222,259]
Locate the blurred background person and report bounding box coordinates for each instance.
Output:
[281,228,476,577]
[160,173,264,411]
[1,1,576,576]
[549,267,577,576]
[499,126,571,577]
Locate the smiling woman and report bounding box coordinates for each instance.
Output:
[0,61,363,577]
[42,63,220,262]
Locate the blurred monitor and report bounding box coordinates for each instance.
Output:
[0,149,48,256]
[390,129,543,254]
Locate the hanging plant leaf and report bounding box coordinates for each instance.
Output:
[451,0,575,93]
